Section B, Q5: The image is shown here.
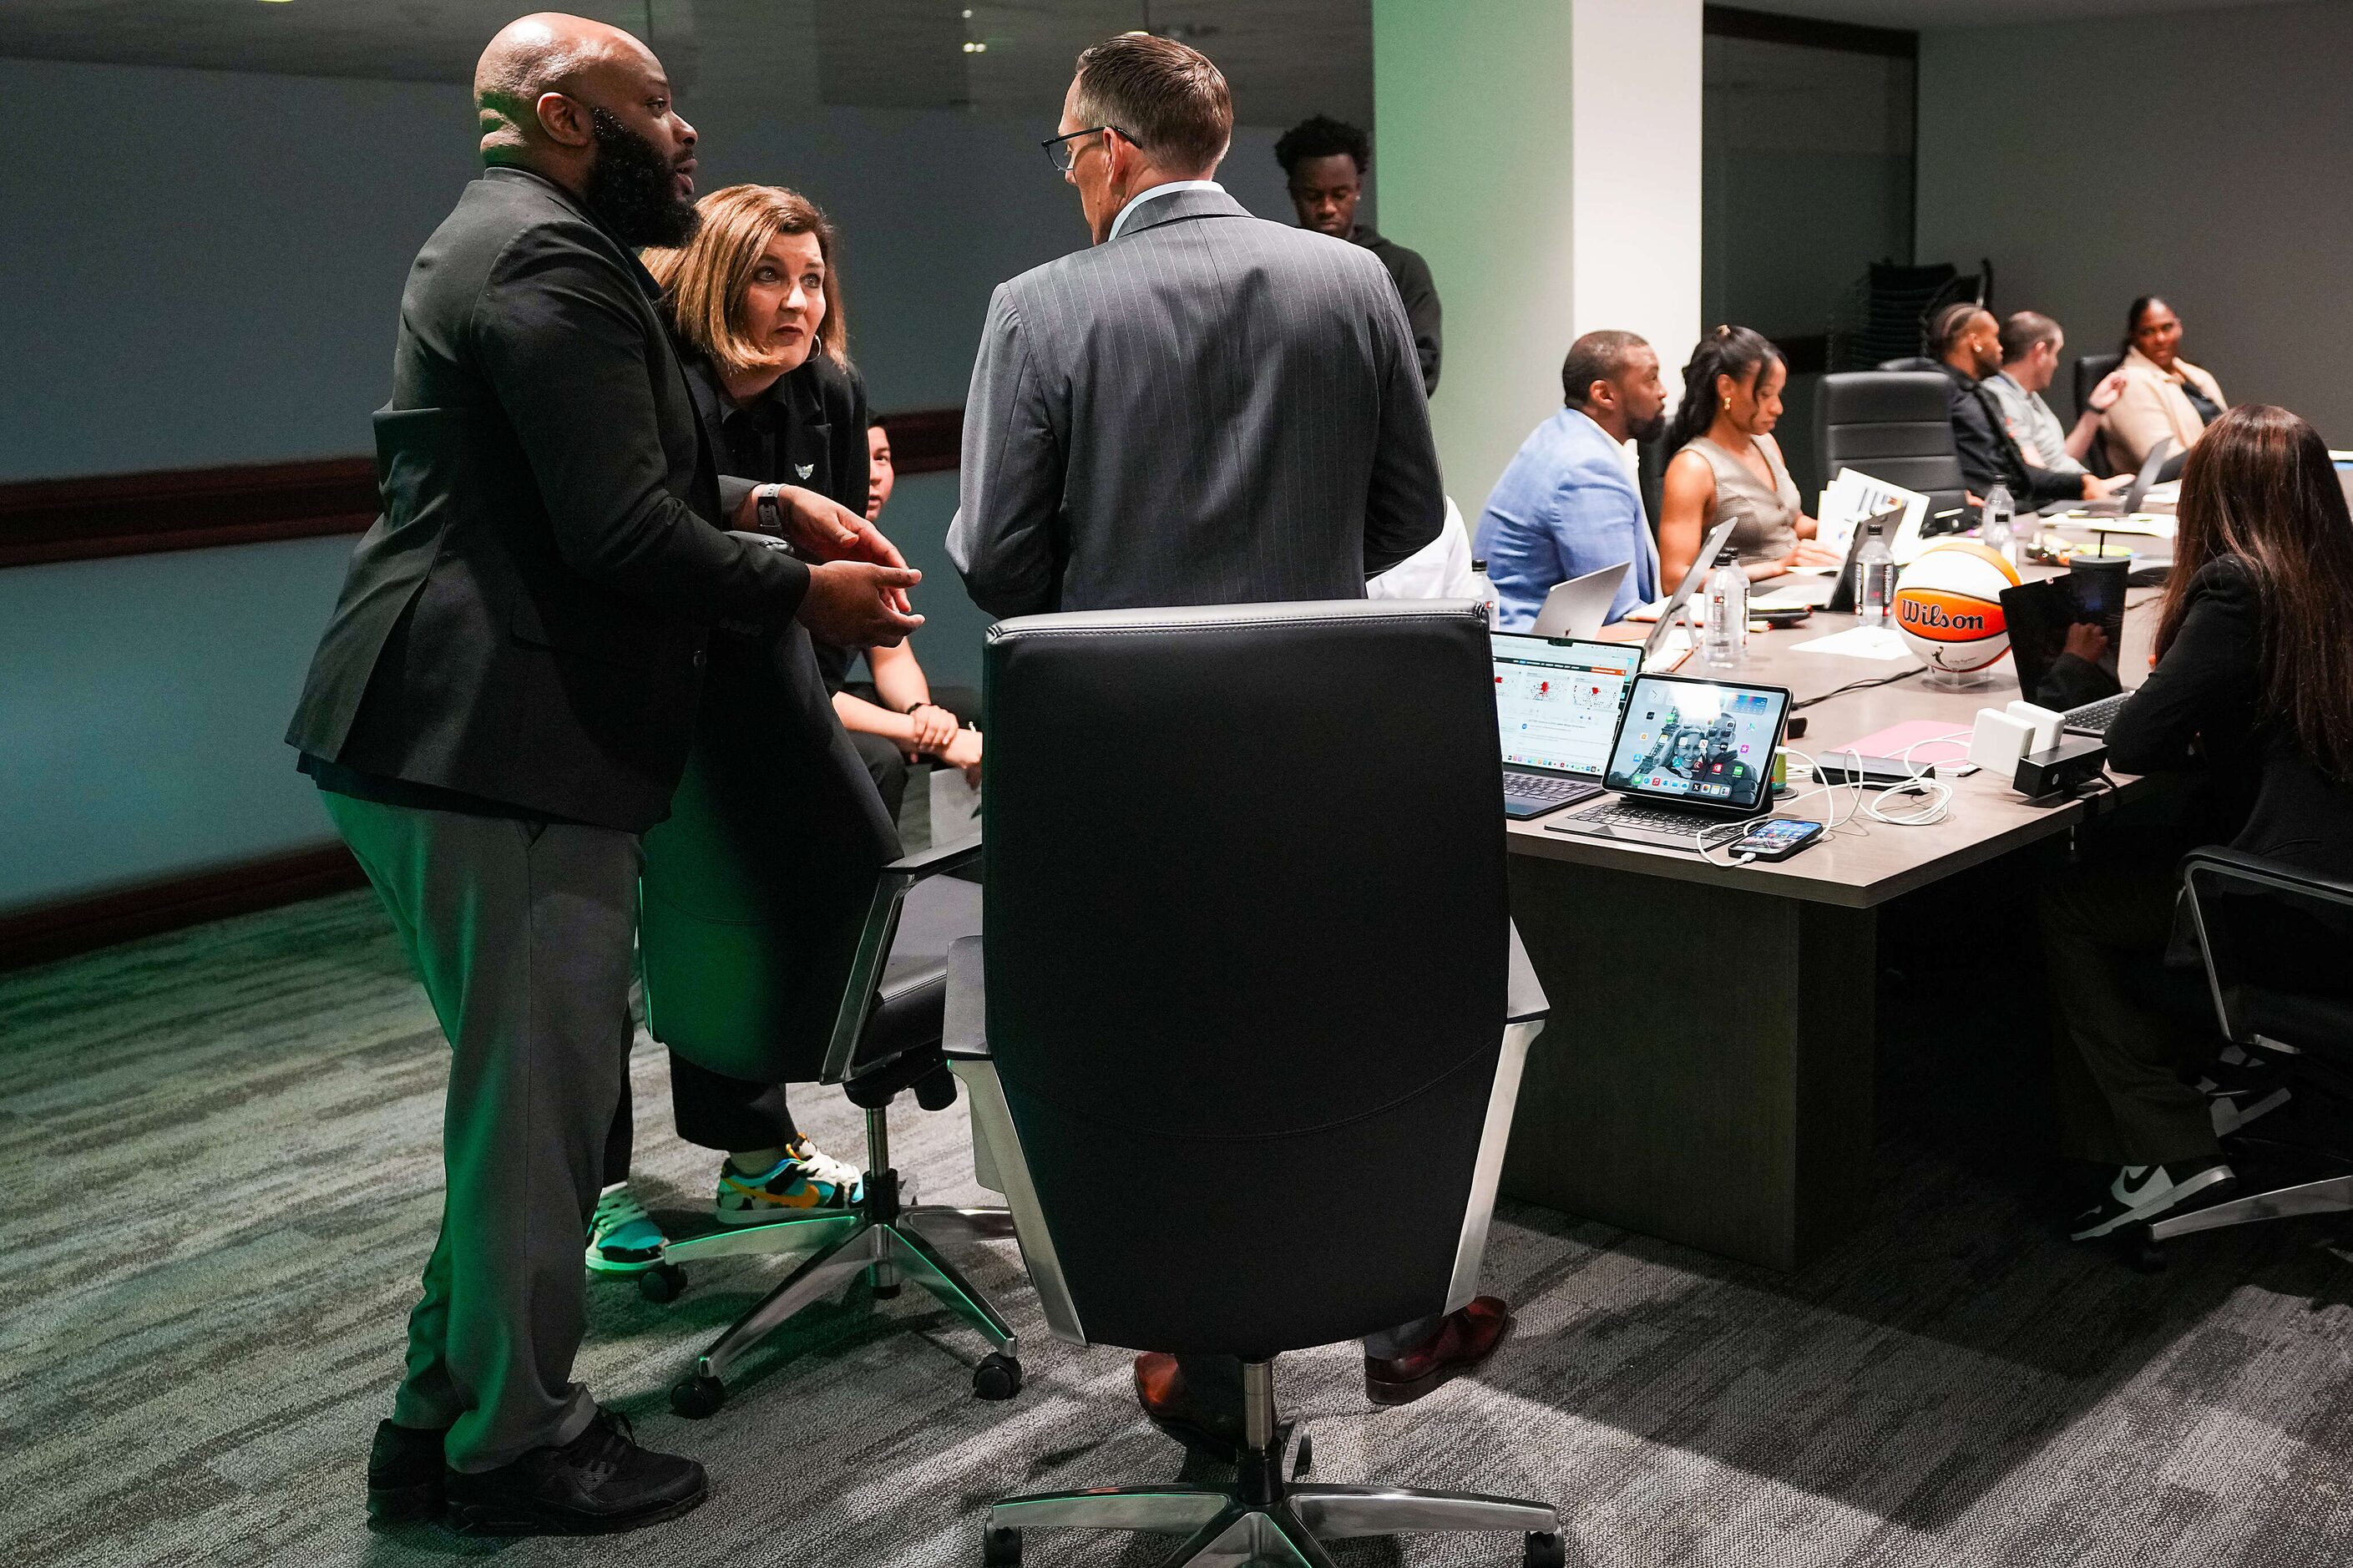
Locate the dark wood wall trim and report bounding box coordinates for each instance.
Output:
[0,406,965,571]
[0,842,367,974]
[875,406,962,476]
[1703,4,1917,58]
[0,456,380,570]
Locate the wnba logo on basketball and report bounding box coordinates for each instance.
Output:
[1891,542,2022,671]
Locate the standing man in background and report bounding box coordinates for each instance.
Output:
[1275,114,1442,397]
[949,29,1500,1464]
[1480,330,1670,629]
[949,36,1441,618]
[286,12,918,1535]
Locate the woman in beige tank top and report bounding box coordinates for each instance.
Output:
[1658,326,1841,588]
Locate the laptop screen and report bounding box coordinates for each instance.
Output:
[1492,635,1642,778]
[1602,674,1790,812]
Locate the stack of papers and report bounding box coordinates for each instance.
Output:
[1791,625,1912,660]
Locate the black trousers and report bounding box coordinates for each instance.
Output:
[2039,847,2220,1167]
[603,1060,806,1181]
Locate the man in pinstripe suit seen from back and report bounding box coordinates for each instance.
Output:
[949,30,1513,1463]
[947,31,1445,618]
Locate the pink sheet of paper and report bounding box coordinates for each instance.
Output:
[1834,717,1974,766]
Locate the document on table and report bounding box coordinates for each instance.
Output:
[1790,625,1912,660]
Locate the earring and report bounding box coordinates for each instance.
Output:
[1723,396,1731,410]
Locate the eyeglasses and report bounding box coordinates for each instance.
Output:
[1040,124,1136,174]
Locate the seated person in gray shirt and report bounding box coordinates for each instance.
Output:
[1986,311,2128,478]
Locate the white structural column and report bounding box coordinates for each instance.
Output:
[1372,0,1703,521]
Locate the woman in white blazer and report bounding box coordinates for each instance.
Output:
[2103,296,2227,469]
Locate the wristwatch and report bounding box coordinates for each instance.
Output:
[754,483,784,537]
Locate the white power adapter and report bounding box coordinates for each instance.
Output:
[2006,701,2065,754]
[1969,707,2037,776]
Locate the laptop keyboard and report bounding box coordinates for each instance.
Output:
[1561,801,1746,846]
[1505,773,1599,804]
[2065,692,2131,734]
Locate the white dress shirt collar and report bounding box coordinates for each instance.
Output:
[1107,180,1226,242]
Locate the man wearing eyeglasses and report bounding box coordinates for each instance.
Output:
[949,28,1510,1469]
[1276,114,1440,397]
[948,32,1444,623]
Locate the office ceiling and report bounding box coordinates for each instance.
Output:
[0,0,1373,125]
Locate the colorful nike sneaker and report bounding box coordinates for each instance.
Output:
[585,1181,667,1273]
[714,1138,863,1226]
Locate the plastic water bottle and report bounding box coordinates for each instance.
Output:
[1981,482,2016,566]
[1470,558,1500,624]
[1703,547,1747,666]
[1855,521,1897,626]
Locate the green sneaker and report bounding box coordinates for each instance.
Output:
[586,1181,667,1273]
[715,1138,863,1226]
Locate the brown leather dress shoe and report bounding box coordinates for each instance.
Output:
[1364,1297,1514,1406]
[1133,1353,1247,1460]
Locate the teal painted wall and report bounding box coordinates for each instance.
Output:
[0,540,350,909]
[0,56,1296,913]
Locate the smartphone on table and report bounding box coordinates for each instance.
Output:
[1728,818,1824,861]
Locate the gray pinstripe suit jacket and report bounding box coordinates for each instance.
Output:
[947,186,1445,618]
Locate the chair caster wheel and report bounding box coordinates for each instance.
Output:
[637,1262,687,1303]
[973,1352,1023,1400]
[982,1525,1022,1565]
[670,1373,726,1419]
[1525,1529,1568,1568]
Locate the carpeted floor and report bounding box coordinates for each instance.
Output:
[6,889,2353,1567]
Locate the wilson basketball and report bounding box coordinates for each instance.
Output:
[1891,541,2020,671]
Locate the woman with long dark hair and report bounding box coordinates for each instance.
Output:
[2044,403,2353,1242]
[2104,295,2228,469]
[1656,326,1834,586]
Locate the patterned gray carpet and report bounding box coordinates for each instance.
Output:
[6,891,2353,1568]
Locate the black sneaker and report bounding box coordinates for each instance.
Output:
[366,1419,448,1525]
[443,1407,707,1535]
[2071,1159,2239,1241]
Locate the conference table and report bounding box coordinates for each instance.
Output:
[1500,554,2162,1271]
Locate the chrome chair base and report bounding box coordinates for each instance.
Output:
[2148,1171,2353,1241]
[989,1482,1563,1566]
[984,1360,1566,1567]
[658,1106,1023,1417]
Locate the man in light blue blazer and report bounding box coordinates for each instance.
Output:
[1479,331,1670,630]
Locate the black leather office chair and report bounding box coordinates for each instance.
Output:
[944,599,1568,1568]
[1817,370,1968,524]
[636,664,1018,1415]
[2073,351,2126,476]
[2143,849,2353,1257]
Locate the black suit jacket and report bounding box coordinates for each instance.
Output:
[286,166,812,833]
[2108,557,2353,880]
[640,350,902,1085]
[1935,361,2077,508]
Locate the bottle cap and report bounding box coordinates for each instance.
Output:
[1713,548,1737,566]
[1471,558,1487,572]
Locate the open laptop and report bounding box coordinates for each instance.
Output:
[2062,436,2173,518]
[1546,671,1794,850]
[1530,560,1632,639]
[1637,518,1737,671]
[1493,635,1644,818]
[2001,567,2134,735]
[1751,501,1905,614]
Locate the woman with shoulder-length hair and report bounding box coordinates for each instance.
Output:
[1656,325,1836,588]
[2103,295,2228,470]
[585,185,911,1276]
[2043,403,2353,1244]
